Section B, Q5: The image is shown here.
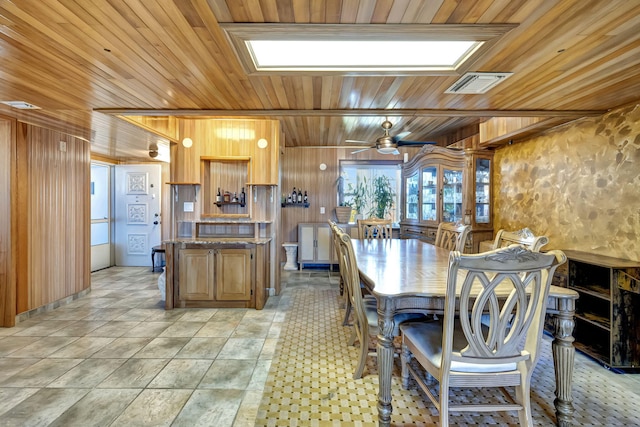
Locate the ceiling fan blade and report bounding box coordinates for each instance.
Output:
[345,139,371,144]
[393,131,411,141]
[351,147,374,154]
[396,140,437,146]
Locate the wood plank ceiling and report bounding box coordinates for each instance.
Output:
[0,0,638,160]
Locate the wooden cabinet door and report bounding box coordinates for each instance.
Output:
[179,249,214,300]
[215,248,252,301]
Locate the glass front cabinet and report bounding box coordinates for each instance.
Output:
[400,146,494,253]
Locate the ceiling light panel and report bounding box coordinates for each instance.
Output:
[247,40,481,71]
[221,23,518,76]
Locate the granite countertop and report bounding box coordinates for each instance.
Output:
[164,237,272,245]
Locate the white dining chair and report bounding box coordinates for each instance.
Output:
[434,222,470,252]
[492,228,549,252]
[400,246,566,426]
[336,228,425,379]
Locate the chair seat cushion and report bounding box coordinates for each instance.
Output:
[364,304,427,336]
[400,320,517,373]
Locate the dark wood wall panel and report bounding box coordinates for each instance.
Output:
[0,116,16,326]
[16,125,91,313]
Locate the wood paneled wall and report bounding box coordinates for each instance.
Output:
[0,116,16,326]
[493,103,640,261]
[279,146,422,245]
[172,118,280,185]
[15,124,91,314]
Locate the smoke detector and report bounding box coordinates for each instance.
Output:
[445,72,513,94]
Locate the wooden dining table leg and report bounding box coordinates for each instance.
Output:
[376,297,395,427]
[552,298,577,426]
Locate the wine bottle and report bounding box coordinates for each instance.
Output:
[240,187,246,205]
[303,191,308,203]
[292,187,297,203]
[232,192,238,203]
[216,187,222,203]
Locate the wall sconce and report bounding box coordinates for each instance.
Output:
[182,137,193,148]
[257,138,268,149]
[319,163,327,171]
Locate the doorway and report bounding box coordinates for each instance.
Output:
[114,164,162,267]
[91,163,112,271]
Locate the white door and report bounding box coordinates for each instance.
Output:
[91,163,112,271]
[114,164,162,266]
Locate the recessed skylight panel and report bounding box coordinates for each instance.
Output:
[247,40,481,71]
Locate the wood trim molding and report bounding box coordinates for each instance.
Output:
[0,115,17,326]
[97,108,604,118]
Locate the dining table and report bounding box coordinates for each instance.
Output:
[352,238,579,427]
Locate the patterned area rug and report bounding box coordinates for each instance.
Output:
[255,288,640,426]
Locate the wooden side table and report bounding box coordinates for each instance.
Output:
[151,245,165,272]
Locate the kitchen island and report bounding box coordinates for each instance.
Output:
[163,237,272,310]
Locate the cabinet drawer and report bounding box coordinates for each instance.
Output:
[401,225,436,243]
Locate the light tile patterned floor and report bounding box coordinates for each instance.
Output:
[1,266,640,426]
[258,270,640,427]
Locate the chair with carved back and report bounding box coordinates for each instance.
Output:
[357,218,393,240]
[329,220,352,326]
[493,228,549,252]
[336,228,426,379]
[400,246,566,426]
[434,222,470,252]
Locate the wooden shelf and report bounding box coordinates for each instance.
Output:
[215,201,246,207]
[575,312,610,330]
[574,342,610,367]
[570,285,610,300]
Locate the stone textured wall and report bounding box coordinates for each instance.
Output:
[493,103,640,261]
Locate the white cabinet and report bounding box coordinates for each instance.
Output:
[298,223,335,269]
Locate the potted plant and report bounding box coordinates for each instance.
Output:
[334,173,354,223]
[334,202,353,224]
[348,178,369,220]
[369,175,395,219]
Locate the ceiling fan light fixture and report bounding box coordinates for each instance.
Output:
[377,147,398,155]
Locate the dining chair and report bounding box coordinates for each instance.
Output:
[357,218,393,240]
[336,228,425,379]
[329,220,354,326]
[400,246,566,426]
[434,222,470,252]
[492,228,549,252]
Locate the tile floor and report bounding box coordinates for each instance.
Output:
[1,266,639,426]
[0,266,334,427]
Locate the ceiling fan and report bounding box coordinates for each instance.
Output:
[347,120,437,155]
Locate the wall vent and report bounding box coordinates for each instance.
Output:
[445,72,513,94]
[0,101,41,109]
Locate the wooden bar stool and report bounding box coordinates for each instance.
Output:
[151,244,165,272]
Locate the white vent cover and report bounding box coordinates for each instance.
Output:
[445,72,513,94]
[0,101,41,109]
